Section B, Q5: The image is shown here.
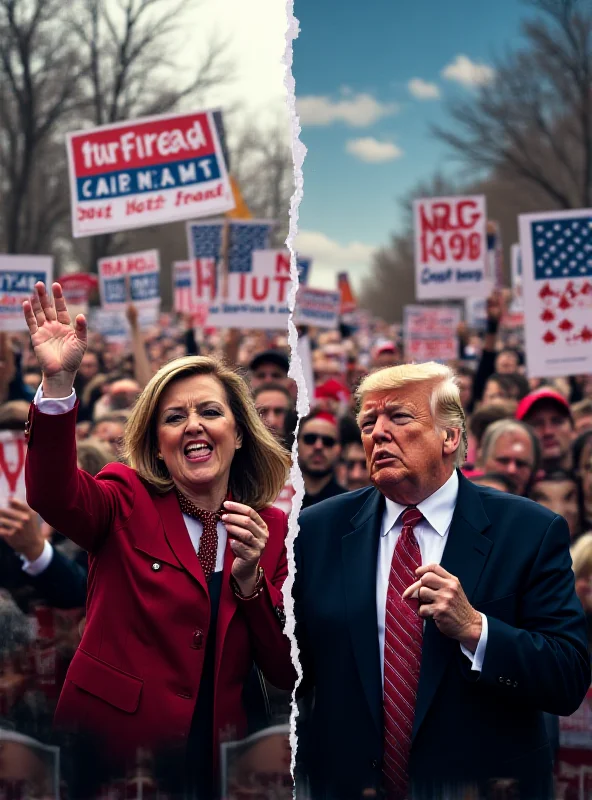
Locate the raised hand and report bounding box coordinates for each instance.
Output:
[23,282,87,393]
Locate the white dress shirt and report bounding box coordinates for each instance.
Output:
[377,470,488,685]
[29,385,226,573]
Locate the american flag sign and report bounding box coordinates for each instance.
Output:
[519,209,592,378]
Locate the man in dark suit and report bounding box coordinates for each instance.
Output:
[294,362,590,800]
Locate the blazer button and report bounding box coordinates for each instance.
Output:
[152,562,161,571]
[191,629,204,649]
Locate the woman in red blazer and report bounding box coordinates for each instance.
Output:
[22,283,296,797]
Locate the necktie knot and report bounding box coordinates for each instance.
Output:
[176,490,223,581]
[401,506,423,531]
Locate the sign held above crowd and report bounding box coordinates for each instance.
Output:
[414,195,490,300]
[67,110,234,237]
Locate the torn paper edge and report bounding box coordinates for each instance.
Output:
[282,0,308,791]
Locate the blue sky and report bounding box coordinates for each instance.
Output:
[292,0,532,289]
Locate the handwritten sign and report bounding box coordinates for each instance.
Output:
[67,110,234,237]
[0,256,53,331]
[414,195,489,300]
[404,305,461,363]
[207,249,291,330]
[293,286,340,329]
[98,249,160,310]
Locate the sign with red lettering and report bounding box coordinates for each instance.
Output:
[59,273,98,313]
[404,305,461,363]
[0,256,53,331]
[294,287,340,329]
[414,195,489,300]
[98,249,160,310]
[66,110,234,237]
[207,250,291,330]
[0,431,26,505]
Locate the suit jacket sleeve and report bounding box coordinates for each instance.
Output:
[477,514,591,715]
[234,509,296,692]
[29,547,87,609]
[293,522,315,700]
[25,402,134,553]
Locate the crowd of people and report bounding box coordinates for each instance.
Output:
[0,283,591,798]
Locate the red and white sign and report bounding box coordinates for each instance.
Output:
[98,249,160,310]
[0,432,27,506]
[66,110,234,237]
[59,273,98,313]
[414,195,490,300]
[293,286,340,329]
[206,250,291,330]
[404,305,461,363]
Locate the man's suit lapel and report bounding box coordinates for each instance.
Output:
[342,488,384,737]
[412,472,493,741]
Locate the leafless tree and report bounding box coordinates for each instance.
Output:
[0,0,87,252]
[433,0,592,209]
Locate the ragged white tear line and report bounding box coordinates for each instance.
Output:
[282,0,307,795]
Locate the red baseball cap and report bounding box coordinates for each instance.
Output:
[515,389,572,422]
[374,341,398,356]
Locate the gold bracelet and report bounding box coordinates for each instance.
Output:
[231,566,264,599]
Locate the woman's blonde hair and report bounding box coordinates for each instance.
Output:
[355,362,467,467]
[122,356,291,509]
[571,532,592,578]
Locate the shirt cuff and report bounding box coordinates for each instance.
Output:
[20,539,54,575]
[34,383,77,414]
[460,613,488,672]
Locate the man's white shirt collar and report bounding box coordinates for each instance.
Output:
[381,470,459,538]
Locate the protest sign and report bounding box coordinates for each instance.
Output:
[487,220,503,287]
[59,272,98,315]
[0,256,53,331]
[465,297,487,332]
[297,256,311,285]
[293,286,340,329]
[404,305,461,363]
[173,261,210,326]
[510,243,524,312]
[88,305,160,342]
[0,431,27,506]
[414,195,490,300]
[67,110,234,237]
[186,218,274,276]
[205,249,291,330]
[519,209,592,378]
[98,249,160,310]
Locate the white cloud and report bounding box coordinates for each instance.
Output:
[295,230,376,289]
[297,93,398,127]
[441,55,495,87]
[407,78,440,100]
[346,137,403,163]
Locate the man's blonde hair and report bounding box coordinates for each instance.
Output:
[355,362,467,467]
[122,356,291,509]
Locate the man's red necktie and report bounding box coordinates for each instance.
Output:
[383,506,424,799]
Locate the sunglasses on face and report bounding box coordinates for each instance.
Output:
[302,433,337,448]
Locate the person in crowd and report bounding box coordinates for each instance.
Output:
[477,419,541,497]
[0,400,87,613]
[297,410,346,509]
[464,400,517,469]
[572,399,592,436]
[341,434,371,491]
[481,373,529,408]
[574,430,592,533]
[253,383,295,445]
[91,376,142,419]
[495,348,522,375]
[529,471,582,541]
[516,388,575,472]
[22,282,295,798]
[248,350,290,391]
[88,412,129,458]
[455,366,474,414]
[469,472,516,493]
[294,361,589,800]
[371,341,401,370]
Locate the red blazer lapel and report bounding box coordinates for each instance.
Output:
[152,490,209,594]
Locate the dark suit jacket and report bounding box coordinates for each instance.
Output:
[25,401,295,773]
[0,539,87,613]
[294,472,590,799]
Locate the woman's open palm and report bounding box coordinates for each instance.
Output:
[23,283,87,377]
